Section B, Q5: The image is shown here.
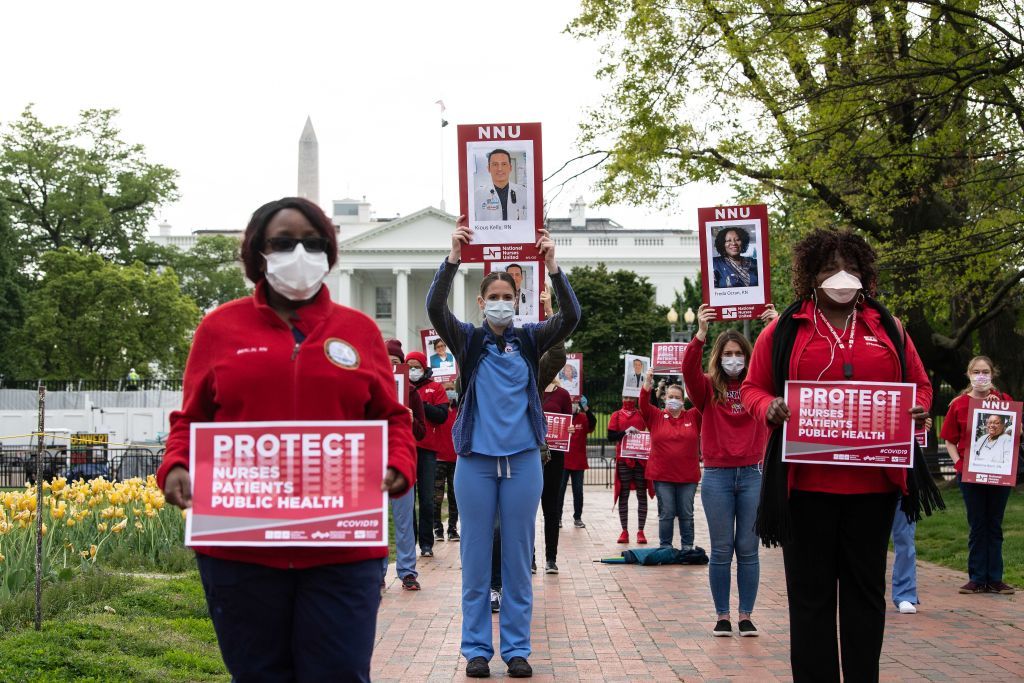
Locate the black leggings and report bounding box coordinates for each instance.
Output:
[540,451,565,563]
[560,469,584,521]
[617,460,648,530]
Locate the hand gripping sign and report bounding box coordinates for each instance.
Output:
[962,397,1022,487]
[458,122,543,263]
[782,381,917,467]
[544,412,573,452]
[186,421,388,547]
[697,203,772,321]
[620,431,652,460]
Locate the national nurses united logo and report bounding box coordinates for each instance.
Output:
[324,338,360,369]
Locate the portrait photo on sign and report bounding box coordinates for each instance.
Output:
[467,140,534,242]
[968,410,1017,476]
[559,356,582,398]
[484,260,542,325]
[697,205,771,317]
[420,329,458,382]
[622,354,650,398]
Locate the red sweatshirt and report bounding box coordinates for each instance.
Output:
[682,336,769,467]
[565,410,596,470]
[157,281,418,569]
[638,387,702,484]
[414,379,449,451]
[741,299,932,495]
[435,404,458,463]
[940,390,1013,473]
[608,406,648,463]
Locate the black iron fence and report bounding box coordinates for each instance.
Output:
[0,379,184,392]
[0,446,164,488]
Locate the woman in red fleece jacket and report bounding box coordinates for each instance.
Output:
[741,229,931,683]
[638,369,702,550]
[683,304,775,638]
[158,198,417,683]
[607,396,651,544]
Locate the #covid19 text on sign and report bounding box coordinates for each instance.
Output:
[186,421,388,547]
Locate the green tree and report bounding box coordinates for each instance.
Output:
[571,1,1024,398]
[0,200,28,380]
[147,235,249,311]
[566,263,670,383]
[11,249,200,380]
[0,106,178,265]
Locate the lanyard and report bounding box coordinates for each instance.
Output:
[818,307,857,379]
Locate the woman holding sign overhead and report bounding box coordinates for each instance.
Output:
[158,198,417,682]
[741,228,936,682]
[940,356,1016,595]
[427,216,580,679]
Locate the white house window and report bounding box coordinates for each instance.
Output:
[375,287,393,319]
[588,237,618,246]
[334,202,359,216]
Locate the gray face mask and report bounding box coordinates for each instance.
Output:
[664,398,684,411]
[483,300,516,327]
[721,356,746,377]
[408,368,424,382]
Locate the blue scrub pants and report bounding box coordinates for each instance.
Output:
[455,450,542,662]
[891,497,918,606]
[381,490,417,581]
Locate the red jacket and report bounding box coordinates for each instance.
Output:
[682,336,769,468]
[436,403,458,463]
[157,281,417,569]
[414,379,449,451]
[638,387,702,484]
[741,299,932,495]
[940,390,1013,473]
[565,409,596,470]
[608,406,648,463]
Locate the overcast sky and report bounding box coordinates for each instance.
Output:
[1,1,727,235]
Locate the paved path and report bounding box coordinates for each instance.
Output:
[374,487,1022,681]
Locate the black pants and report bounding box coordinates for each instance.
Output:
[783,490,897,683]
[414,448,436,552]
[559,469,584,521]
[958,475,1012,583]
[433,460,458,535]
[196,554,380,682]
[540,451,565,563]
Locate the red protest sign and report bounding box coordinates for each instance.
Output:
[914,428,928,448]
[782,381,917,467]
[621,431,651,460]
[458,122,543,263]
[650,343,687,375]
[561,353,583,400]
[544,412,573,452]
[186,421,388,547]
[483,261,546,325]
[420,329,457,383]
[962,398,1021,487]
[697,203,772,321]
[393,364,410,407]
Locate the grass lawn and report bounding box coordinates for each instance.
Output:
[913,481,1024,587]
[0,569,228,682]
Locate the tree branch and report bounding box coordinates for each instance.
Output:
[932,267,1024,349]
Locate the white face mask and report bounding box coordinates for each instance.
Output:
[408,368,424,382]
[446,389,459,402]
[818,269,862,304]
[483,300,516,327]
[971,372,992,390]
[264,244,329,301]
[665,398,684,412]
[721,356,746,377]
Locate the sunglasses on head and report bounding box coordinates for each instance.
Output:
[265,236,329,253]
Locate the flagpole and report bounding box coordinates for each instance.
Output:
[436,99,447,213]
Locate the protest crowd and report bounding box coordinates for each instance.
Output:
[158,178,1020,680]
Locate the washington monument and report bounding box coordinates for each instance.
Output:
[298,116,319,205]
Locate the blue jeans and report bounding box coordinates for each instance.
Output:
[958,475,1012,583]
[381,489,417,580]
[700,465,761,615]
[891,497,918,606]
[455,450,543,662]
[654,481,697,549]
[197,554,381,682]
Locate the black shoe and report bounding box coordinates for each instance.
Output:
[434,529,445,542]
[507,656,532,678]
[448,529,461,542]
[531,559,536,574]
[712,619,732,637]
[466,656,490,678]
[420,548,433,557]
[738,619,758,636]
[545,561,558,574]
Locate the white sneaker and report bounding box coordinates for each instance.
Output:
[898,601,917,614]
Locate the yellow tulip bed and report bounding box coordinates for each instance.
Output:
[0,475,186,598]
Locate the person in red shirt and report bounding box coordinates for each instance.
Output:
[540,379,573,573]
[158,198,417,682]
[683,304,775,637]
[433,381,460,542]
[607,396,651,544]
[560,395,596,528]
[638,369,702,550]
[405,351,449,556]
[741,228,932,683]
[940,355,1016,595]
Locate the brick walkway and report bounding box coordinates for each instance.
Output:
[373,487,1023,681]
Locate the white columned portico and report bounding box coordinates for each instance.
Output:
[454,269,466,321]
[394,267,410,346]
[337,268,353,307]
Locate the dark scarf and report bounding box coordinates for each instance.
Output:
[754,296,944,548]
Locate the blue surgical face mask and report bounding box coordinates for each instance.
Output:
[483,300,515,327]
